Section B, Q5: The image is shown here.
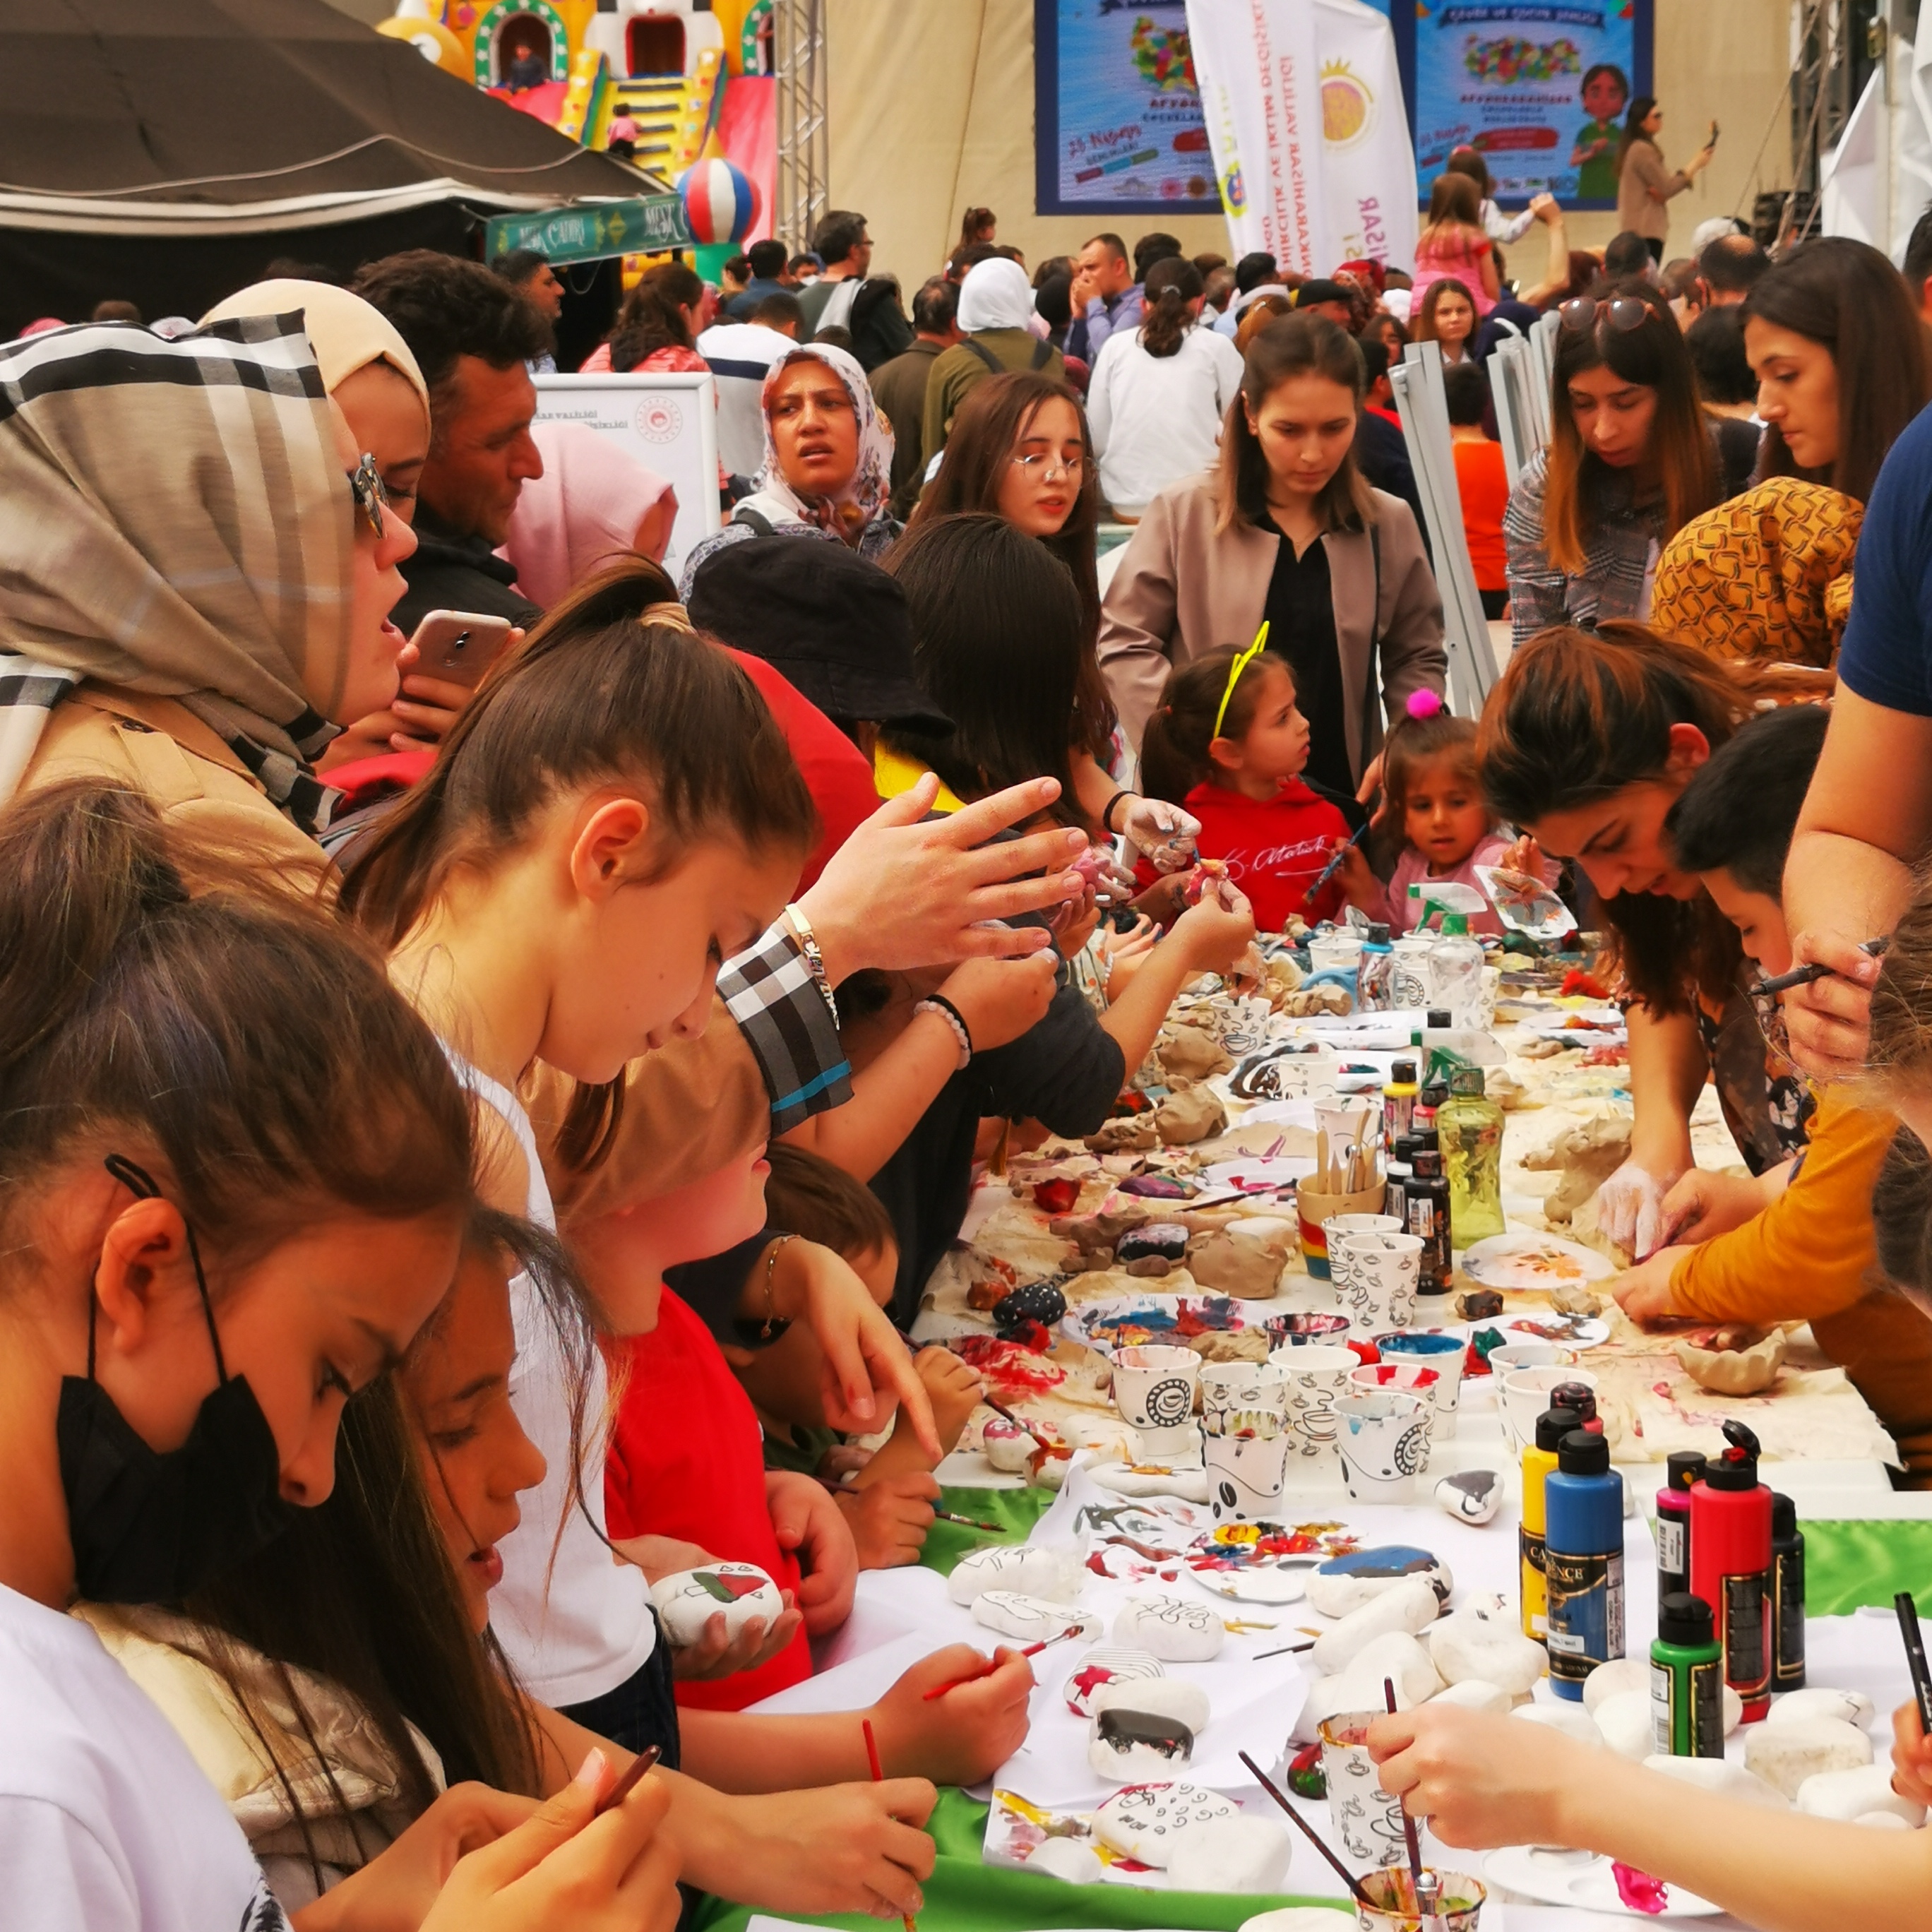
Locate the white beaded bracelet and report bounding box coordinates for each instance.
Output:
[914,995,974,1071]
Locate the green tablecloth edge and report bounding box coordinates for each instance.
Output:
[694,1503,1932,1932]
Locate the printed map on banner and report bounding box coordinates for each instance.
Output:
[1037,0,1222,213]
[1412,1,1650,206]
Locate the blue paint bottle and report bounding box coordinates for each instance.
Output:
[1545,1429,1625,1701]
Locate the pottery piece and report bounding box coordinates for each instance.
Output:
[1204,1422,1292,1526]
[650,1564,785,1647]
[1114,1593,1227,1660]
[1306,1547,1453,1619]
[1087,1677,1212,1782]
[1429,1596,1546,1696]
[1519,1115,1633,1224]
[1512,1703,1604,1747]
[1642,1753,1789,1807]
[1063,1647,1164,1716]
[1193,1330,1276,1364]
[1431,1678,1513,1715]
[1436,1469,1501,1525]
[946,1544,1079,1606]
[1334,1390,1432,1503]
[1157,1086,1230,1146]
[1318,1712,1411,1866]
[1795,1762,1926,1825]
[1580,1658,1652,1715]
[1743,1716,1873,1799]
[1312,1575,1443,1676]
[972,1590,1101,1642]
[1549,1283,1603,1318]
[1593,1690,1654,1759]
[1188,1228,1288,1300]
[1333,1630,1441,1710]
[1158,1024,1234,1083]
[1167,1815,1292,1894]
[1676,1325,1788,1396]
[1766,1687,1876,1731]
[1092,1782,1239,1866]
[1274,1344,1358,1460]
[1025,1837,1105,1885]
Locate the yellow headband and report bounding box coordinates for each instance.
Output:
[1212,621,1270,741]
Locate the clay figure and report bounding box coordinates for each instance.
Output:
[1676,1325,1787,1395]
[1520,1116,1632,1225]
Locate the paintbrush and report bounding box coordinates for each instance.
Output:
[1897,1592,1932,1736]
[1386,1677,1427,1901]
[1304,819,1371,909]
[1752,934,1888,997]
[862,1719,919,1932]
[1251,1638,1319,1660]
[593,1743,663,1816]
[922,1626,1078,1700]
[982,1395,1051,1449]
[1238,1749,1373,1907]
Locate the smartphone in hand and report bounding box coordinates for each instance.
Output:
[407,610,514,690]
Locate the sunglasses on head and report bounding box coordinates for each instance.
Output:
[1558,294,1652,335]
[347,451,390,539]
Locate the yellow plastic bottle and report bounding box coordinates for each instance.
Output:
[1520,1412,1563,1640]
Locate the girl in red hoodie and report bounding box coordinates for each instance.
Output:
[1137,643,1369,931]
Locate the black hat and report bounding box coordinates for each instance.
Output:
[1293,279,1353,308]
[687,535,953,737]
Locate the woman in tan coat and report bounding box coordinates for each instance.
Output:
[1099,313,1446,801]
[1614,96,1715,263]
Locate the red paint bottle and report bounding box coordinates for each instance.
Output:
[1689,1420,1773,1722]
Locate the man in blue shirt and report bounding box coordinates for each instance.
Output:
[1066,232,1143,362]
[726,239,794,321]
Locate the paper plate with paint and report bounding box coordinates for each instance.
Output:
[1483,1847,1720,1918]
[1062,1294,1286,1357]
[1473,864,1577,941]
[1459,1232,1616,1293]
[1494,1309,1612,1349]
[1197,1156,1316,1200]
[1181,1520,1359,1603]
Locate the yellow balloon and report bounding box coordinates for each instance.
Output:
[375,15,469,76]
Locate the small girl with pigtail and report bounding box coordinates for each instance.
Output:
[1332,688,1554,938]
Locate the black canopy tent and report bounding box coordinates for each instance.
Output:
[0,0,665,333]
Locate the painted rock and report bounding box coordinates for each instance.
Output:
[980,1417,1035,1473]
[1435,1469,1502,1525]
[1092,1782,1239,1867]
[1306,1546,1453,1619]
[971,1590,1099,1643]
[1032,1177,1081,1216]
[1166,1815,1292,1894]
[1581,1657,1651,1715]
[1332,1630,1441,1710]
[1593,1690,1655,1760]
[1289,1675,1354,1747]
[1311,1575,1441,1676]
[1642,1753,1789,1808]
[1087,1678,1211,1782]
[1743,1717,1873,1800]
[650,1563,785,1647]
[1512,1703,1604,1748]
[1026,1837,1105,1885]
[946,1544,1078,1607]
[1117,1222,1192,1265]
[1429,1596,1546,1696]
[1767,1687,1876,1731]
[1113,1593,1226,1660]
[1431,1678,1513,1715]
[1063,1647,1165,1717]
[1795,1761,1925,1825]
[1286,1741,1325,1799]
[994,1280,1068,1333]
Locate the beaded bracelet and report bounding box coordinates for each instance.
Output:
[914,994,974,1071]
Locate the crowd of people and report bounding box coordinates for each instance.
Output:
[11,165,1932,1931]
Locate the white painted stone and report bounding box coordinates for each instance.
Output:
[1855,1810,1912,1829]
[1431,1678,1513,1715]
[1026,1837,1106,1885]
[1513,1702,1604,1747]
[1167,1815,1293,1894]
[1435,1469,1502,1525]
[1795,1762,1926,1825]
[1335,1630,1441,1710]
[1289,1675,1353,1746]
[1429,1596,1546,1696]
[1581,1657,1651,1715]
[1642,1753,1789,1808]
[1724,1685,1743,1736]
[1114,1593,1226,1660]
[1087,1678,1213,1783]
[1311,1575,1441,1675]
[972,1590,1102,1642]
[1767,1687,1876,1731]
[1744,1717,1873,1801]
[1593,1690,1654,1760]
[1062,1647,1164,1717]
[1093,1782,1239,1866]
[650,1564,784,1647]
[946,1544,1079,1606]
[1306,1548,1452,1619]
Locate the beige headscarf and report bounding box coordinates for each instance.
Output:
[201,280,429,423]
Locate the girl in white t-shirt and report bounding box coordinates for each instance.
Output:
[0,780,679,1932]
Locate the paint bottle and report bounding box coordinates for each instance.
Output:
[1651,1590,1724,1758]
[1772,1492,1806,1691]
[1655,1451,1705,1605]
[1384,1148,1413,1230]
[1383,1059,1419,1147]
[1356,924,1395,1010]
[1414,1082,1447,1137]
[1520,1408,1566,1641]
[1544,1429,1626,1700]
[1406,1149,1453,1293]
[1438,1067,1506,1246]
[1689,1419,1773,1722]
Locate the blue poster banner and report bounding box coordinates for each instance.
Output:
[1034,0,1222,216]
[1410,2,1652,208]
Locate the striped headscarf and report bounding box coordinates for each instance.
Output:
[0,314,353,833]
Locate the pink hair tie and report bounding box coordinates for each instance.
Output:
[1406,689,1444,721]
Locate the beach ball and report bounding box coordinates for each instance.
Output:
[676,158,759,245]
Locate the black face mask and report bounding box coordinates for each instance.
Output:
[56,1155,295,1604]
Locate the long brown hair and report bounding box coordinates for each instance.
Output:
[1477,622,1808,1010]
[340,557,817,1174]
[1140,645,1289,805]
[1412,278,1477,347]
[1743,237,1932,504]
[1217,314,1376,536]
[1140,256,1203,358]
[1420,172,1484,250]
[1616,95,1659,172]
[609,259,704,370]
[1542,281,1715,574]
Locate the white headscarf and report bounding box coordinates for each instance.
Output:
[957,257,1038,335]
[736,342,894,536]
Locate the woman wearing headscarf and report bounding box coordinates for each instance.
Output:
[677,341,899,594]
[0,311,417,880]
[920,256,1068,469]
[499,420,677,604]
[200,278,465,770]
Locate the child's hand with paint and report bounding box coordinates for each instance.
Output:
[1367,1703,1575,1849]
[868,1643,1036,1785]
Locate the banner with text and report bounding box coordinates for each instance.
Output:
[1185,0,1418,273]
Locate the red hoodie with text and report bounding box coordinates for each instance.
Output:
[1135,779,1351,931]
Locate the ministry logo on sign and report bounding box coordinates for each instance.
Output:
[1321,58,1376,146]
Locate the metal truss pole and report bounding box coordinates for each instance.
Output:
[774,0,828,256]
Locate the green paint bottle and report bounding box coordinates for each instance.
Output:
[1651,1590,1724,1758]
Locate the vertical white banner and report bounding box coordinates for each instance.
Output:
[1186,0,1417,275]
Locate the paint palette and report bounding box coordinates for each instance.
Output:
[1197,1155,1317,1198]
[1181,1520,1359,1603]
[1474,863,1578,941]
[1484,1846,1721,1917]
[1493,1310,1613,1349]
[1062,1294,1291,1357]
[1459,1232,1616,1293]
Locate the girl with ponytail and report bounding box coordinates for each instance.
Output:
[1087,254,1244,518]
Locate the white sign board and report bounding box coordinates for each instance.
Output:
[531,372,722,587]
